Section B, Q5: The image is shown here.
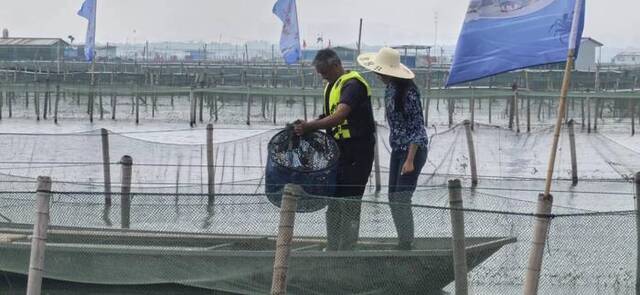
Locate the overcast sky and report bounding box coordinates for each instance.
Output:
[0,0,638,48]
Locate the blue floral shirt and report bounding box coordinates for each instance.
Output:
[384,84,429,151]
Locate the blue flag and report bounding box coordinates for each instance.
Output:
[77,0,97,62]
[273,0,301,64]
[447,0,585,87]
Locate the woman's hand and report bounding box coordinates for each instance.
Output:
[401,160,415,175]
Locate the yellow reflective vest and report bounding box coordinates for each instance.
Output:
[324,71,372,140]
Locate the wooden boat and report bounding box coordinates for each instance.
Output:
[0,223,515,294]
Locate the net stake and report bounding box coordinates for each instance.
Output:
[448,179,468,295]
[26,176,51,295]
[270,184,299,295]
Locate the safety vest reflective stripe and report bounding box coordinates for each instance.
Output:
[324,71,372,140]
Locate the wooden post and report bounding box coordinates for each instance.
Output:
[568,120,578,186]
[425,93,430,127]
[632,99,637,136]
[89,92,95,123]
[206,124,215,208]
[515,90,520,133]
[524,0,581,286]
[469,89,475,130]
[8,91,12,118]
[593,98,599,131]
[214,95,219,122]
[120,155,132,229]
[302,96,308,121]
[189,88,195,126]
[463,120,478,187]
[101,129,112,206]
[488,98,492,124]
[374,124,382,193]
[26,176,52,295]
[111,95,117,120]
[635,172,640,294]
[199,92,204,122]
[270,184,300,295]
[135,93,140,125]
[448,97,454,127]
[35,92,40,121]
[587,96,591,133]
[448,179,468,295]
[54,85,59,123]
[273,96,277,125]
[509,90,515,130]
[43,82,49,120]
[527,95,531,133]
[581,97,585,130]
[246,91,252,126]
[99,93,104,120]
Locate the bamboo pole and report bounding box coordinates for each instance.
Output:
[469,88,475,130]
[374,124,382,193]
[199,92,204,122]
[120,155,132,229]
[568,120,578,186]
[26,176,52,295]
[270,184,300,295]
[111,94,117,120]
[524,29,579,294]
[593,98,599,131]
[587,96,591,133]
[101,129,112,206]
[302,96,308,121]
[636,172,640,295]
[135,93,139,125]
[527,95,531,133]
[206,124,215,208]
[43,82,48,120]
[515,90,520,133]
[35,92,40,121]
[7,91,12,118]
[632,99,637,136]
[246,91,252,126]
[448,179,468,295]
[189,88,195,126]
[581,97,585,130]
[463,120,478,187]
[99,93,104,120]
[54,85,59,123]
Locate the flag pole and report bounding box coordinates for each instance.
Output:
[523,1,582,294]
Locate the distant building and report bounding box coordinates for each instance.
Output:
[612,51,640,66]
[392,45,433,68]
[575,37,603,72]
[0,36,68,61]
[74,44,118,61]
[302,46,358,64]
[96,45,117,60]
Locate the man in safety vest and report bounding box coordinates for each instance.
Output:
[294,49,376,251]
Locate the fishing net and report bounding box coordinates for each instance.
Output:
[265,126,339,212]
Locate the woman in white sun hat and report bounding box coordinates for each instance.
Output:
[358,47,428,250]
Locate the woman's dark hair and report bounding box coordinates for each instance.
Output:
[390,77,417,114]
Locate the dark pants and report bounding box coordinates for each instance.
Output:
[388,146,428,245]
[326,138,375,251]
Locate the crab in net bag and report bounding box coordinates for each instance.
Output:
[265,126,339,212]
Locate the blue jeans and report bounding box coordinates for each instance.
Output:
[388,146,428,245]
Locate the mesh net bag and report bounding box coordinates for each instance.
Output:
[265,127,339,212]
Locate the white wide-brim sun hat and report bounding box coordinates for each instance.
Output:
[357,47,415,80]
